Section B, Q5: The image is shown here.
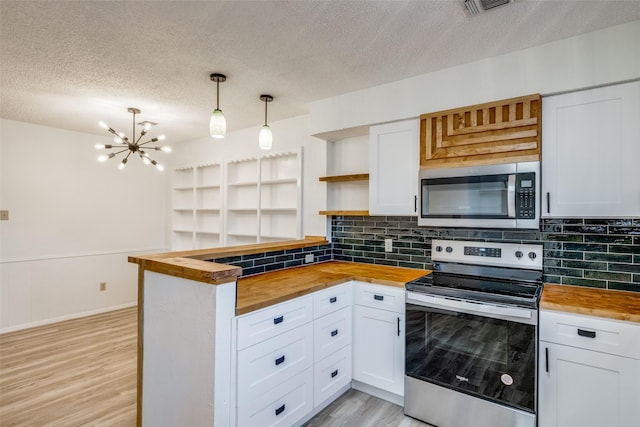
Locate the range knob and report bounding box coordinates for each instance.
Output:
[435,246,443,252]
[528,252,537,260]
[515,250,523,259]
[446,246,453,253]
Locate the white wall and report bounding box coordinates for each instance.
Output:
[0,119,167,332]
[169,114,327,240]
[309,20,640,136]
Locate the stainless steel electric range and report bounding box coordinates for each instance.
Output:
[405,239,544,427]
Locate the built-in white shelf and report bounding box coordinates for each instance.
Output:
[171,150,302,250]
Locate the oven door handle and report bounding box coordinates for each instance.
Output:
[406,292,533,321]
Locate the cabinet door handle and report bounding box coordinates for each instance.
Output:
[329,296,337,303]
[577,328,596,339]
[546,192,550,214]
[275,404,286,416]
[374,294,384,301]
[331,369,339,378]
[275,355,285,366]
[545,347,549,373]
[414,195,418,213]
[331,329,338,337]
[273,315,284,325]
[397,317,401,336]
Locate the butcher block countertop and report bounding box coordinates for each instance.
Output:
[541,284,640,323]
[128,236,328,285]
[236,261,429,315]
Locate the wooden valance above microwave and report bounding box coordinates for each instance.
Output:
[420,94,541,169]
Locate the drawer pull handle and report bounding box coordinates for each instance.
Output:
[275,404,285,416]
[329,296,337,303]
[275,355,285,366]
[331,329,338,337]
[331,369,339,378]
[577,328,596,339]
[374,294,384,301]
[273,316,284,325]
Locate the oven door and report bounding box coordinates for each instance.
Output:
[405,292,537,413]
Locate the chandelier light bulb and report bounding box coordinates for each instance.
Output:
[98,121,109,130]
[157,134,166,141]
[161,146,172,153]
[113,136,123,144]
[118,158,128,170]
[95,143,105,150]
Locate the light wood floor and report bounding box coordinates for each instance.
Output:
[0,307,138,426]
[0,307,428,427]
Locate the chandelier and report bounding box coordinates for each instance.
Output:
[95,107,171,170]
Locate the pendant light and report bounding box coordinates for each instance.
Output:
[209,73,227,139]
[258,94,274,150]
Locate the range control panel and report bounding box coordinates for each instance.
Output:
[432,239,543,270]
[464,246,502,258]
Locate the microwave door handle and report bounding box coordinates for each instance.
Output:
[507,174,516,218]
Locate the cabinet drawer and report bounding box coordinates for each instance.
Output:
[237,322,313,405]
[237,295,312,350]
[313,282,353,319]
[314,345,352,407]
[314,306,352,361]
[354,282,404,313]
[540,309,640,359]
[237,368,313,427]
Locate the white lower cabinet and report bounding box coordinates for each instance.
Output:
[538,310,640,427]
[236,283,354,427]
[352,282,405,397]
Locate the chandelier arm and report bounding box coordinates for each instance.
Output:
[108,148,131,156]
[138,140,157,147]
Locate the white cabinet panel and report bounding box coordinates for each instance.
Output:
[352,304,405,396]
[354,282,405,313]
[237,368,313,427]
[313,282,353,319]
[314,345,352,407]
[539,310,640,427]
[237,295,312,350]
[314,306,352,361]
[541,81,640,217]
[539,342,640,427]
[237,322,313,405]
[540,310,640,359]
[369,119,420,215]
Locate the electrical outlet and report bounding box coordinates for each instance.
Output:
[100,282,107,291]
[305,254,314,263]
[0,210,8,221]
[384,238,393,252]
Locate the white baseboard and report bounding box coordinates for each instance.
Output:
[0,302,137,334]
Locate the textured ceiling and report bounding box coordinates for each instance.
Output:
[1,1,640,143]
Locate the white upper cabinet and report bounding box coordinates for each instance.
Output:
[541,81,640,217]
[369,119,420,216]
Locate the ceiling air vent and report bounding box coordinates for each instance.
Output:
[464,0,515,15]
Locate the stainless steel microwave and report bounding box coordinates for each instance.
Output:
[418,161,540,229]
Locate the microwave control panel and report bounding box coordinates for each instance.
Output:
[516,172,536,218]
